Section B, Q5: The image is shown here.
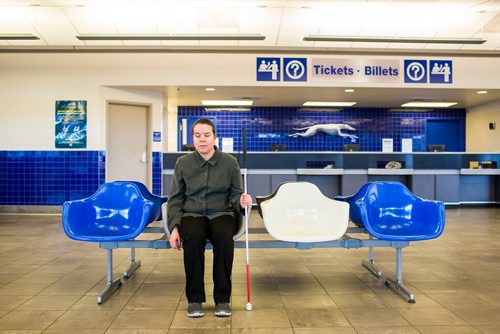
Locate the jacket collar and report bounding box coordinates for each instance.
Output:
[193,146,221,167]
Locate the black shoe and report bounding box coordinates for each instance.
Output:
[187,302,204,318]
[214,302,232,317]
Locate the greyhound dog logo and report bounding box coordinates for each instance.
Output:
[289,123,358,142]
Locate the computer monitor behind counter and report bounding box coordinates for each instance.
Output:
[343,144,360,151]
[427,144,445,152]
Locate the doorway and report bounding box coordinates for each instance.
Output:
[107,102,151,187]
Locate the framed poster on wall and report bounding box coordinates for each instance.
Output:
[55,100,87,148]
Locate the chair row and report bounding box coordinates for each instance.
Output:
[62,180,445,304]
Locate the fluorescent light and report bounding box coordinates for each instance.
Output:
[202,100,253,106]
[76,34,265,41]
[303,101,356,107]
[205,88,216,91]
[401,102,457,108]
[477,90,488,94]
[388,108,433,112]
[297,108,342,113]
[204,107,250,112]
[344,89,355,93]
[0,34,39,40]
[303,35,486,44]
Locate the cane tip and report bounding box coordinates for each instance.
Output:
[246,303,252,311]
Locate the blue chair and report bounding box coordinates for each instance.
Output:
[127,181,168,222]
[356,182,445,242]
[355,181,445,303]
[335,182,372,227]
[62,181,160,304]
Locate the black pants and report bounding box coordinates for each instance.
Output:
[179,215,237,304]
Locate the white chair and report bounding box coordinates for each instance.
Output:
[256,182,349,242]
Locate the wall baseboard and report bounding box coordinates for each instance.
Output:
[0,205,62,214]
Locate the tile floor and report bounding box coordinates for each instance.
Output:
[0,208,499,333]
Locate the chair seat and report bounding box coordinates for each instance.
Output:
[257,182,349,242]
[62,181,154,242]
[356,182,445,241]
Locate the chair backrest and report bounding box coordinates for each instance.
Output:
[335,182,372,226]
[258,182,349,242]
[126,181,168,222]
[63,181,153,241]
[356,182,445,241]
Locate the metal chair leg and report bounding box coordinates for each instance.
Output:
[97,249,122,304]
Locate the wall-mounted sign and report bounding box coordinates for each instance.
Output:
[404,59,453,84]
[153,131,161,142]
[55,100,87,148]
[257,57,307,82]
[311,59,400,83]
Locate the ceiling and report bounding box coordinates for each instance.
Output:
[2,0,499,109]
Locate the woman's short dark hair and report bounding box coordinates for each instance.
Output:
[192,118,216,135]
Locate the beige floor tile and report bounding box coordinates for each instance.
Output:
[287,308,350,328]
[292,328,356,334]
[124,295,181,311]
[170,310,231,330]
[414,325,482,333]
[16,295,80,311]
[0,330,43,334]
[276,283,326,295]
[168,330,229,334]
[0,296,32,311]
[86,282,141,297]
[449,304,500,325]
[354,327,420,334]
[281,295,337,309]
[397,307,467,326]
[134,284,184,297]
[12,273,65,284]
[46,310,117,330]
[0,284,50,296]
[38,282,96,296]
[342,308,410,327]
[107,330,169,334]
[230,309,290,328]
[330,293,388,309]
[44,330,104,334]
[474,325,500,333]
[231,329,293,334]
[69,295,131,313]
[108,310,174,329]
[230,295,285,310]
[0,310,64,330]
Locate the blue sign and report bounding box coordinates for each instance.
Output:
[429,60,452,83]
[257,57,281,81]
[153,131,161,142]
[283,58,307,81]
[404,60,427,83]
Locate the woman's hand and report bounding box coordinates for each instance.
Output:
[169,226,181,250]
[240,193,253,209]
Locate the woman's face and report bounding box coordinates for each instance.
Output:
[193,123,216,156]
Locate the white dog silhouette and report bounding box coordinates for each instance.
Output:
[289,123,358,142]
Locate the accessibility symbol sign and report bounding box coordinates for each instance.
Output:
[284,58,307,81]
[404,60,427,83]
[256,57,281,81]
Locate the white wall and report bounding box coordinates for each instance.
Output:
[1,52,499,152]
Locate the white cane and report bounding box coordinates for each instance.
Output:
[242,128,252,311]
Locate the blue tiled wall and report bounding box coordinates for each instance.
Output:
[0,150,163,206]
[152,152,162,196]
[179,107,466,152]
[0,151,105,205]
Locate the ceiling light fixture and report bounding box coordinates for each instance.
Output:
[205,88,216,91]
[303,35,486,44]
[477,90,488,94]
[0,34,40,40]
[202,100,253,106]
[401,102,457,108]
[204,107,251,112]
[303,101,356,107]
[344,89,355,93]
[76,34,265,41]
